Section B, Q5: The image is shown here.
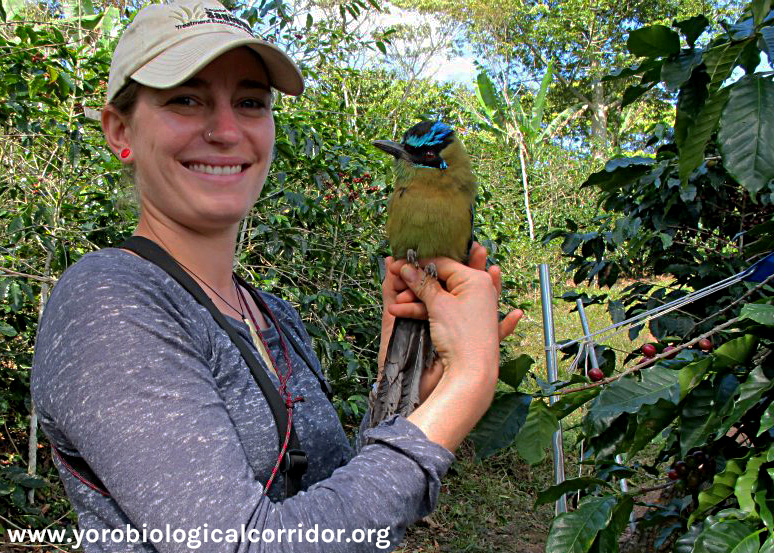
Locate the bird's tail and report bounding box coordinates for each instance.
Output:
[370,317,433,428]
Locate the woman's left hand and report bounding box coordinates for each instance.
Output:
[378,242,523,403]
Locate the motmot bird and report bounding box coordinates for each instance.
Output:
[370,121,477,427]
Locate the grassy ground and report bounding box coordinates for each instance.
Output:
[397,442,563,553]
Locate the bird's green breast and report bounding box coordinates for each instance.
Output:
[386,168,474,262]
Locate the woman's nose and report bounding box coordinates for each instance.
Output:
[205,102,241,146]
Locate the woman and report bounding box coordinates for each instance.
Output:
[31,1,522,551]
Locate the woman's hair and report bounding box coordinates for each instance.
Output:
[110,80,141,115]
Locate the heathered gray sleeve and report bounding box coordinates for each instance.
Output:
[31,250,455,553]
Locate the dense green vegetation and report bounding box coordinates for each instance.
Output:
[1,0,772,551]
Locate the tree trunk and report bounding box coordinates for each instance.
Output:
[28,248,53,505]
[589,69,608,157]
[518,143,535,241]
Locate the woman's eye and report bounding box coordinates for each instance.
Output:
[168,96,197,107]
[239,98,269,110]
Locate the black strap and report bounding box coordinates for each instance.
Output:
[119,236,306,496]
[53,447,110,497]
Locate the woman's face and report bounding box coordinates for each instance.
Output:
[121,47,275,234]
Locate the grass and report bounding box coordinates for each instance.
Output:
[397,442,565,553]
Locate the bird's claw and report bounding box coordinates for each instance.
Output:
[419,264,438,289]
[406,249,419,268]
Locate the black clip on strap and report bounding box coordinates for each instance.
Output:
[121,236,307,497]
[283,449,307,498]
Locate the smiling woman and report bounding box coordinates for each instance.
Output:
[103,48,276,240]
[29,1,520,552]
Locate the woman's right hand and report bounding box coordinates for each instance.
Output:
[399,257,522,451]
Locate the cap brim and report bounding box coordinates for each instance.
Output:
[131,33,304,96]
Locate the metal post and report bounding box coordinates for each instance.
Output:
[575,299,599,375]
[539,264,567,514]
[576,300,636,531]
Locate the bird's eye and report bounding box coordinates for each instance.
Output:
[425,151,436,158]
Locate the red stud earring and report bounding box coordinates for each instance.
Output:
[120,148,131,159]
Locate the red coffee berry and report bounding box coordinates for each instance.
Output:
[588,368,604,382]
[642,343,657,358]
[698,339,713,352]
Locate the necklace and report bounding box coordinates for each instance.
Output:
[234,276,278,377]
[140,229,243,318]
[189,268,242,318]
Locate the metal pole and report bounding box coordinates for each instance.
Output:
[575,299,599,376]
[539,264,567,514]
[576,300,635,531]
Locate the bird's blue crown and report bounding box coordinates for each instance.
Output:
[404,121,454,148]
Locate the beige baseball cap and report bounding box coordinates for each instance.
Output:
[107,0,304,103]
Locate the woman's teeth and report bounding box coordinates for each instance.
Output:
[187,163,243,175]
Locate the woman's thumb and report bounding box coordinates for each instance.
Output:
[401,264,440,304]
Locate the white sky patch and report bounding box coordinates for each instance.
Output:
[433,56,477,87]
[292,2,477,87]
[373,5,476,86]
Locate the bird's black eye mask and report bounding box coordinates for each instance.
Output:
[401,143,448,169]
[373,121,455,169]
[401,122,455,169]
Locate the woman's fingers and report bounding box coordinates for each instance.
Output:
[467,242,487,271]
[499,309,523,341]
[487,264,502,296]
[388,301,428,319]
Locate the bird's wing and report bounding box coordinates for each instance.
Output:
[465,203,475,263]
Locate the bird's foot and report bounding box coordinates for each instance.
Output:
[406,249,419,268]
[419,263,438,288]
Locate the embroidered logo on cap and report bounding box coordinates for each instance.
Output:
[170,4,208,24]
[171,3,253,35]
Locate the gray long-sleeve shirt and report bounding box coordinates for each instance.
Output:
[30,248,454,552]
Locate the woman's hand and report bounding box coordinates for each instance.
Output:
[378,242,523,403]
[390,250,521,451]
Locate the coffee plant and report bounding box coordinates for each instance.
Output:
[472,2,774,551]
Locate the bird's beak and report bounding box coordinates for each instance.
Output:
[373,140,410,161]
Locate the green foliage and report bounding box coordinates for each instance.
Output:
[536,5,774,551]
[497,353,534,389]
[719,77,774,195]
[469,391,531,459]
[584,366,681,435]
[535,477,614,508]
[514,399,558,465]
[627,25,681,58]
[690,458,746,525]
[545,496,618,553]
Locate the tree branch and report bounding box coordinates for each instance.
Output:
[0,267,57,284]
